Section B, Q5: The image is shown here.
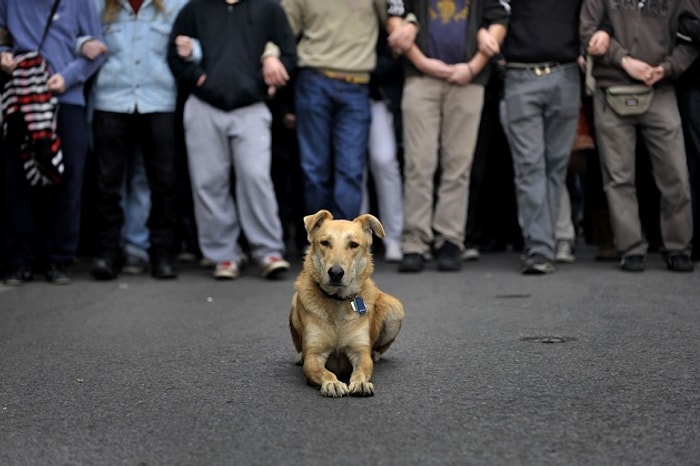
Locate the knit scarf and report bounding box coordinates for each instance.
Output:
[2,51,64,186]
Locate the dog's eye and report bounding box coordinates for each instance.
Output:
[348,241,359,249]
[320,240,330,247]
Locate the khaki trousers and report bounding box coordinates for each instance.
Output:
[401,76,484,254]
[594,86,692,256]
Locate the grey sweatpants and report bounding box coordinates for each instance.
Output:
[183,95,285,264]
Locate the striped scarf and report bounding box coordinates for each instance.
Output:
[2,51,64,186]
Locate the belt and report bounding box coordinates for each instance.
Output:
[321,70,370,84]
[506,61,574,76]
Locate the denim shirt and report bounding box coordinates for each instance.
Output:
[90,0,187,113]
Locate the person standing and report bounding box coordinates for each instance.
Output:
[1,0,105,285]
[397,0,509,273]
[278,0,417,221]
[88,0,187,281]
[500,0,596,274]
[167,0,297,280]
[580,0,700,272]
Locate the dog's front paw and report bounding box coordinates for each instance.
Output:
[294,352,304,365]
[320,381,349,397]
[348,381,374,397]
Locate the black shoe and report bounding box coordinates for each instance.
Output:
[91,257,118,280]
[151,257,178,279]
[45,263,71,285]
[522,254,555,275]
[3,266,33,286]
[436,242,462,271]
[665,253,694,272]
[398,253,424,273]
[620,254,645,272]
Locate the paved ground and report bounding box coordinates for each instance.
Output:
[1,247,699,466]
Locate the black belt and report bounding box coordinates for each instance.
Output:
[506,61,574,76]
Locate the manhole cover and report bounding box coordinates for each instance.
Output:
[520,335,576,344]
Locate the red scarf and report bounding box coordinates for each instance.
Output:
[129,0,144,14]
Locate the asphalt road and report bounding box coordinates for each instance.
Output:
[1,247,699,466]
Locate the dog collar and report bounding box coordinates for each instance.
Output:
[318,284,367,315]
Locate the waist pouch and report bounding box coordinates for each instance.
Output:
[605,84,654,116]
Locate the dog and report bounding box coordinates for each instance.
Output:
[289,209,404,397]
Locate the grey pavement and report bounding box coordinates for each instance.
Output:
[1,247,699,466]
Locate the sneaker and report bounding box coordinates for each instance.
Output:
[383,239,403,262]
[3,266,33,286]
[398,253,424,273]
[45,263,71,285]
[462,247,480,261]
[91,257,118,281]
[665,253,694,272]
[260,255,290,279]
[522,254,555,275]
[436,241,462,271]
[554,240,575,263]
[122,254,148,275]
[214,261,240,280]
[620,254,645,272]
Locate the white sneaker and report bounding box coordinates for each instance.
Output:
[555,240,575,263]
[213,261,240,280]
[260,255,290,279]
[383,239,403,262]
[462,247,480,261]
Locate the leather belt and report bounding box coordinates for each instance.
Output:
[506,61,574,76]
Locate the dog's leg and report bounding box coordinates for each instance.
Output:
[347,350,375,396]
[303,353,349,397]
[372,299,404,361]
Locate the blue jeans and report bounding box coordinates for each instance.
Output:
[3,104,89,268]
[121,147,151,260]
[294,68,371,219]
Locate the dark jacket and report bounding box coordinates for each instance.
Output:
[167,0,297,111]
[580,0,700,88]
[402,0,510,85]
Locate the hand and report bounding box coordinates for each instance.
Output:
[282,113,296,130]
[196,73,206,87]
[587,30,610,56]
[80,39,108,60]
[262,55,289,88]
[447,63,474,85]
[477,28,500,58]
[577,55,586,72]
[644,65,664,86]
[387,22,417,55]
[1,50,16,74]
[47,73,66,94]
[621,56,653,82]
[175,35,194,59]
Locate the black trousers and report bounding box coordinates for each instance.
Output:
[91,110,178,261]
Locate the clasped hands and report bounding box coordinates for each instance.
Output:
[412,28,499,84]
[587,30,663,87]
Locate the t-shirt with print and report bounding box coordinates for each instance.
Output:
[427,0,468,64]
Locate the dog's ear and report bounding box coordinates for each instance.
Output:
[354,214,385,239]
[303,209,333,241]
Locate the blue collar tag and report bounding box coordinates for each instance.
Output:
[351,296,367,315]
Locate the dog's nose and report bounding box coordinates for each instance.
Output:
[328,265,344,283]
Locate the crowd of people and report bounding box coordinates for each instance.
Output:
[1,0,699,286]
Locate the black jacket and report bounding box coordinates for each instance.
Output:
[167,0,297,111]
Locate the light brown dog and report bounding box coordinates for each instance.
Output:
[289,209,404,397]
